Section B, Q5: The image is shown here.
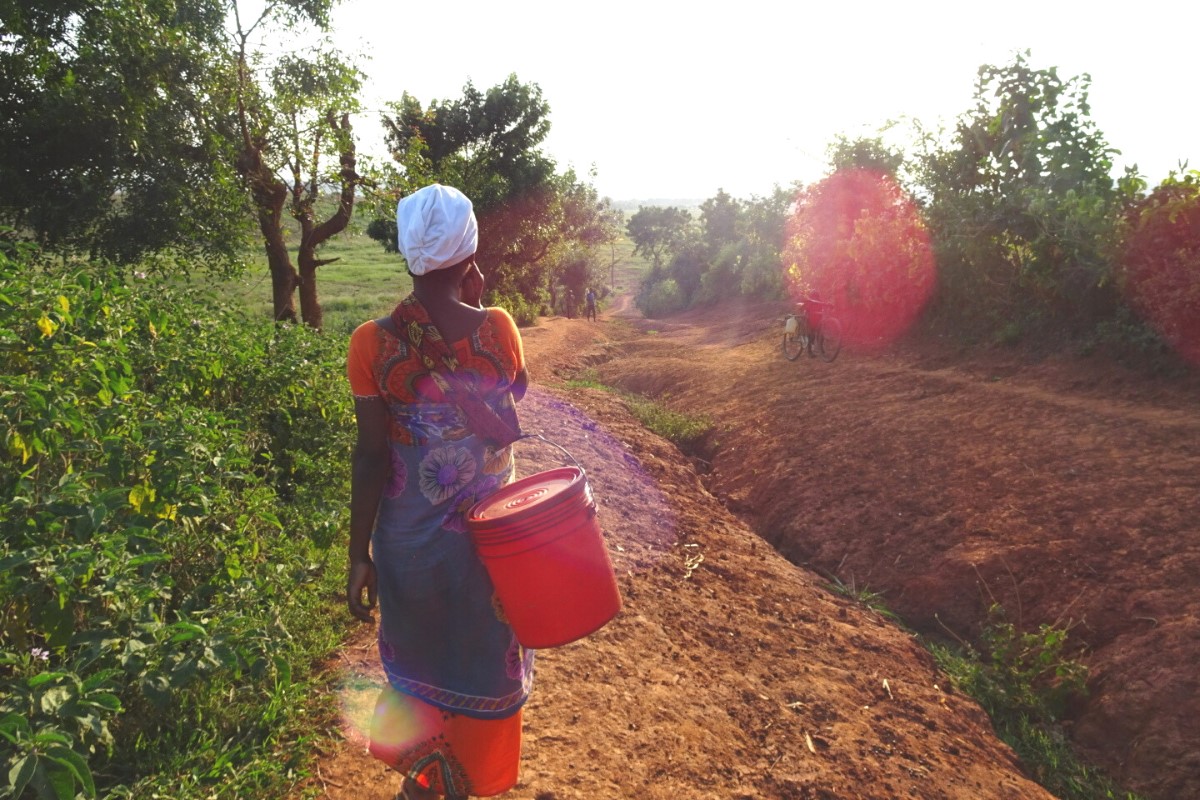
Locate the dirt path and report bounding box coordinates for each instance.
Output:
[309,302,1069,799]
[591,298,1200,800]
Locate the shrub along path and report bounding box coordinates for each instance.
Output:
[310,302,1061,799]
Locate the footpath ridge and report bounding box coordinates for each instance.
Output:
[312,304,1057,800]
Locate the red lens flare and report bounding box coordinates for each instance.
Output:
[783,169,935,350]
[1120,180,1200,366]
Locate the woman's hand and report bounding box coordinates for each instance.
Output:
[347,557,378,622]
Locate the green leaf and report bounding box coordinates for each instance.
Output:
[140,674,170,708]
[38,686,73,716]
[0,714,32,743]
[273,654,292,686]
[168,622,207,643]
[0,551,37,572]
[80,670,120,692]
[43,745,95,797]
[8,753,37,798]
[169,657,198,688]
[81,693,121,713]
[86,504,107,530]
[31,730,72,748]
[40,758,76,800]
[27,672,66,690]
[127,553,169,568]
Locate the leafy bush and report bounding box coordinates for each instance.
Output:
[914,54,1121,338]
[1119,170,1200,366]
[931,605,1142,800]
[0,236,352,798]
[691,245,738,307]
[635,277,686,319]
[485,291,539,328]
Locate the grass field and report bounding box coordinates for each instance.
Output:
[228,213,646,334]
[225,224,411,335]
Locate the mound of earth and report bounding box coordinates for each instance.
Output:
[310,300,1085,799]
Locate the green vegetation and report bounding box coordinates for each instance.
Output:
[368,75,622,321]
[913,52,1125,338]
[233,223,411,336]
[564,371,713,457]
[628,52,1200,366]
[626,206,693,271]
[629,188,793,319]
[623,396,713,455]
[0,0,253,266]
[823,576,900,622]
[822,583,1142,800]
[561,370,609,392]
[931,606,1145,800]
[228,0,367,329]
[1,5,618,333]
[1,236,351,798]
[636,278,687,319]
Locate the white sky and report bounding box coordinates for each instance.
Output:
[330,0,1197,202]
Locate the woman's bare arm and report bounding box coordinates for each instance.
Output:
[347,396,390,621]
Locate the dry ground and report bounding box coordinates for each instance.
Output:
[311,289,1199,800]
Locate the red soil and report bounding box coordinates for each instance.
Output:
[312,289,1200,800]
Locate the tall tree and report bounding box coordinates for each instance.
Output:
[229,1,365,328]
[0,0,251,265]
[698,189,743,256]
[915,51,1121,330]
[371,75,619,311]
[735,187,794,298]
[626,206,693,272]
[827,132,905,177]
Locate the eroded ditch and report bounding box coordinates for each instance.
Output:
[570,319,1197,800]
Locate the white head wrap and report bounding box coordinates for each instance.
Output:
[395,184,478,276]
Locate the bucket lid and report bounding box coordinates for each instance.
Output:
[468,466,584,523]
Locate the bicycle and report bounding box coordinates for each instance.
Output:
[781,300,842,362]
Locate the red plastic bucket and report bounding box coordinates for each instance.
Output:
[467,466,621,648]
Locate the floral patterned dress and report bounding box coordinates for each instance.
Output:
[347,295,533,797]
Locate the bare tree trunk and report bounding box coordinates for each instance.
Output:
[610,241,617,292]
[295,114,360,330]
[254,180,295,322]
[296,240,322,330]
[233,37,301,324]
[246,173,297,323]
[267,242,298,323]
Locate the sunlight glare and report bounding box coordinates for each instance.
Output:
[784,169,935,350]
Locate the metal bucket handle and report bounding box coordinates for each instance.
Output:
[516,432,585,474]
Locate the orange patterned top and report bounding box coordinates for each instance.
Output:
[348,303,525,447]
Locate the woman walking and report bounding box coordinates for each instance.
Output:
[346,184,532,799]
